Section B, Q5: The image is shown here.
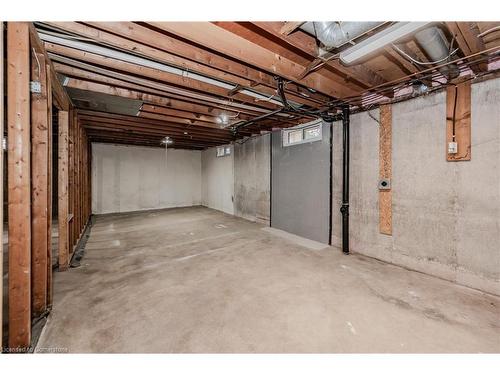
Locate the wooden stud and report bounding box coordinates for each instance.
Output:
[46,64,54,307]
[58,110,70,270]
[379,104,392,235]
[30,51,49,317]
[7,22,32,349]
[446,79,472,161]
[0,21,4,349]
[28,24,71,110]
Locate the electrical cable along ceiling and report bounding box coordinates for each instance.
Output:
[34,21,500,148]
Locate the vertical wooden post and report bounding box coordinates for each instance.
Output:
[68,111,74,251]
[30,51,49,317]
[379,104,392,235]
[46,64,53,307]
[446,80,471,161]
[7,22,32,349]
[58,110,69,270]
[0,21,4,350]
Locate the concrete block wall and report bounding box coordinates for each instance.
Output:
[91,143,201,214]
[201,145,235,215]
[332,78,500,295]
[233,134,271,224]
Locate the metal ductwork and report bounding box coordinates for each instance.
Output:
[414,26,460,80]
[300,22,383,51]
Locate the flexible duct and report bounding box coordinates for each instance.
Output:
[414,26,460,80]
[300,22,383,50]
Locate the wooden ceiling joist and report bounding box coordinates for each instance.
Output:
[46,45,291,111]
[77,111,234,135]
[279,22,305,36]
[241,22,389,90]
[445,22,489,72]
[41,21,326,108]
[30,21,499,149]
[148,22,360,99]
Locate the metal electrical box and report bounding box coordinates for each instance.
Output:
[378,178,391,190]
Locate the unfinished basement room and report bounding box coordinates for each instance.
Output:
[1,3,500,368]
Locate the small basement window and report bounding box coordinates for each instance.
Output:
[216,146,231,157]
[282,121,322,147]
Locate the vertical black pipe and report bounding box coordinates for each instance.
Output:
[341,106,350,254]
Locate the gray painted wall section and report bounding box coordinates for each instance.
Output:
[92,143,201,214]
[332,78,500,295]
[272,122,331,244]
[201,145,234,215]
[234,134,271,224]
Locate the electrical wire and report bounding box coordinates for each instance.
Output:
[452,85,458,141]
[391,43,459,65]
[478,26,500,38]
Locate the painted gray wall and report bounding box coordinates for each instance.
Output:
[271,122,331,244]
[91,143,201,214]
[201,145,234,215]
[234,134,271,224]
[332,78,500,295]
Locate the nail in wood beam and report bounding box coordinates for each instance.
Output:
[30,51,49,316]
[58,110,70,270]
[379,104,392,235]
[7,22,32,349]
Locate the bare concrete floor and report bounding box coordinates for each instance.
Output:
[37,206,500,353]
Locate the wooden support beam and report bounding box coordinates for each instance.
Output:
[44,22,323,107]
[46,64,54,307]
[384,47,420,76]
[7,22,32,349]
[252,22,388,89]
[379,104,392,235]
[30,51,49,317]
[280,22,305,36]
[81,123,231,144]
[49,51,285,111]
[149,22,358,99]
[0,21,4,349]
[28,23,71,110]
[58,110,70,270]
[64,78,284,127]
[446,79,472,161]
[46,42,321,109]
[445,22,488,73]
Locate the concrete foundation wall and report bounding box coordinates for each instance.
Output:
[92,143,201,214]
[201,145,234,215]
[332,78,500,295]
[234,135,270,224]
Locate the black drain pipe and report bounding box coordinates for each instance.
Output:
[340,106,350,254]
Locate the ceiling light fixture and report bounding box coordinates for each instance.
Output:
[216,113,230,126]
[339,22,431,65]
[161,136,173,145]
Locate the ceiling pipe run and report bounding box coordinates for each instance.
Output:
[300,22,383,52]
[414,26,460,80]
